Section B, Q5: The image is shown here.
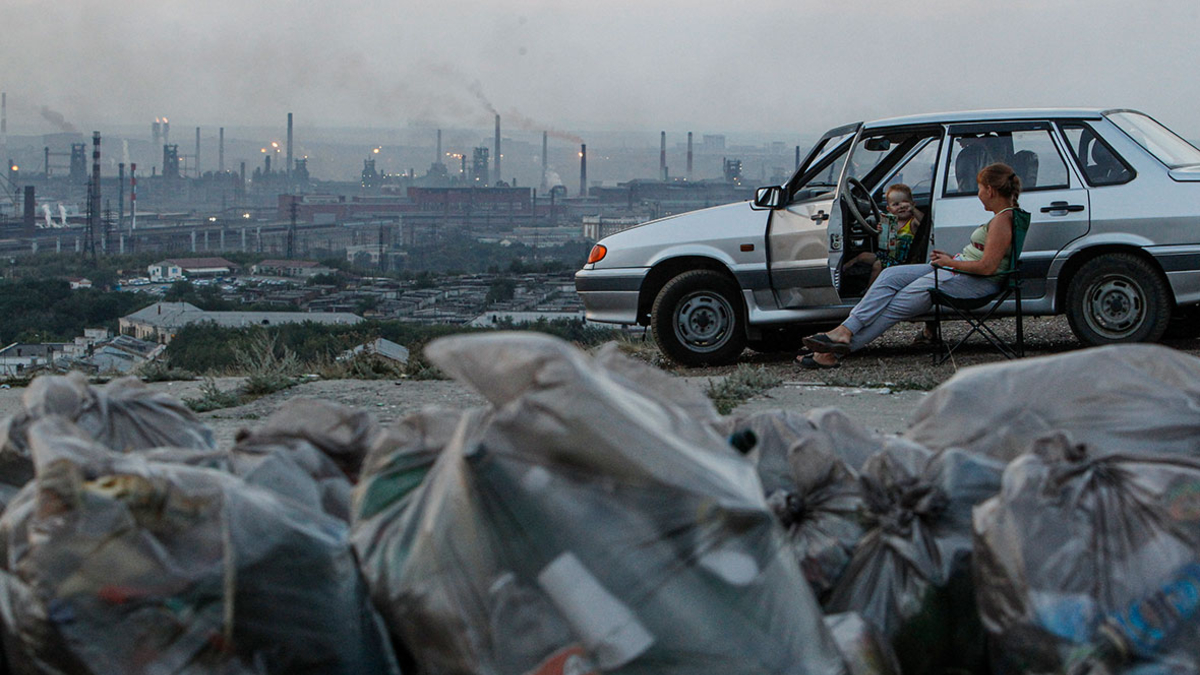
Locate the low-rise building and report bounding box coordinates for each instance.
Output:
[149,257,238,282]
[120,302,362,344]
[0,342,70,377]
[251,259,334,278]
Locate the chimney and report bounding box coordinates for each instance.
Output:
[494,114,501,186]
[579,143,587,198]
[286,112,293,178]
[152,120,161,157]
[436,129,442,165]
[118,163,125,230]
[660,131,667,181]
[219,127,224,173]
[541,131,548,192]
[687,132,693,181]
[195,127,201,176]
[23,186,35,234]
[162,119,169,146]
[91,131,101,252]
[130,163,137,231]
[1,92,7,154]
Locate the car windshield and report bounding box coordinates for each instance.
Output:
[1107,111,1200,168]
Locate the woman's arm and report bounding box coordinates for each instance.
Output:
[929,210,1014,275]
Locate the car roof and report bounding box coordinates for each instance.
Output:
[862,107,1115,129]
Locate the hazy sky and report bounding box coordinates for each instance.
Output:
[5,0,1200,140]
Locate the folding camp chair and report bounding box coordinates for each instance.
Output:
[929,208,1031,365]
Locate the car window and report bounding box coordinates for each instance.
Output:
[1107,111,1200,168]
[945,128,1069,196]
[789,134,852,201]
[1060,123,1135,186]
[879,138,938,201]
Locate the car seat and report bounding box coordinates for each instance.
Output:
[1010,150,1039,189]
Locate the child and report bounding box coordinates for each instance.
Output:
[841,183,925,286]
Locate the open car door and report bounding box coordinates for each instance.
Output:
[766,124,858,309]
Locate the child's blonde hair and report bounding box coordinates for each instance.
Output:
[885,183,913,202]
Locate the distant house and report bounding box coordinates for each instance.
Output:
[340,337,409,365]
[119,301,362,344]
[149,257,237,282]
[89,335,166,374]
[251,259,333,278]
[0,342,70,377]
[67,277,93,289]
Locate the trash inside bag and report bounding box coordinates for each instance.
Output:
[352,332,847,675]
[973,432,1200,675]
[906,344,1200,461]
[0,416,399,675]
[823,612,901,675]
[826,442,1005,674]
[716,409,867,602]
[230,398,380,521]
[0,373,215,505]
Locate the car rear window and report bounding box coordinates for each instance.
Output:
[1060,123,1135,186]
[1107,111,1200,169]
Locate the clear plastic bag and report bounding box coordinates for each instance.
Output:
[0,416,399,675]
[351,333,847,675]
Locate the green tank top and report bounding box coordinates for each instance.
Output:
[957,207,1015,274]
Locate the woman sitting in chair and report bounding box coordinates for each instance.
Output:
[798,163,1025,369]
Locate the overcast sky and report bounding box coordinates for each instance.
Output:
[4,0,1199,141]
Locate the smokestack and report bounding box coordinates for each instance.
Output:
[152,120,161,157]
[195,126,201,176]
[286,112,293,178]
[23,186,35,234]
[579,143,587,198]
[1,92,7,154]
[494,114,501,186]
[219,127,224,173]
[44,147,49,179]
[660,131,667,181]
[687,132,693,181]
[541,131,548,192]
[130,163,137,231]
[90,131,101,253]
[162,119,169,146]
[436,129,442,165]
[118,163,125,230]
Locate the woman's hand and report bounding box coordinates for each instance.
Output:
[929,250,954,268]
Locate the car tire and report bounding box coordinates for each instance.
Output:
[651,270,747,366]
[1065,253,1171,345]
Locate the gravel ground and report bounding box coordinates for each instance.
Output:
[663,315,1200,390]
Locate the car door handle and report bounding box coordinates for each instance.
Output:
[1040,201,1085,213]
[812,210,829,223]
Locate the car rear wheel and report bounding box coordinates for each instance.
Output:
[651,270,746,366]
[1065,253,1170,345]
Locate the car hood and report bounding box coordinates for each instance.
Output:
[595,200,767,268]
[1168,165,1200,182]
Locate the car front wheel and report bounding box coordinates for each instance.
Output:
[651,270,747,366]
[1065,253,1171,345]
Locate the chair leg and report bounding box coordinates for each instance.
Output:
[1015,289,1024,357]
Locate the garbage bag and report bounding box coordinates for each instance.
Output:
[823,613,900,675]
[826,442,1005,674]
[906,344,1200,461]
[0,416,399,675]
[352,332,847,675]
[716,410,866,601]
[0,373,215,505]
[229,398,380,521]
[973,432,1200,674]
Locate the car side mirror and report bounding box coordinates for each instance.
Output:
[752,185,786,210]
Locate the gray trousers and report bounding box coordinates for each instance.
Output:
[842,263,1000,352]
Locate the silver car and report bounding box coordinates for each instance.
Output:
[575,108,1200,366]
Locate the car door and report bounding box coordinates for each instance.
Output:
[931,121,1090,299]
[767,125,857,309]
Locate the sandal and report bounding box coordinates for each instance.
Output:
[796,354,841,370]
[802,333,852,356]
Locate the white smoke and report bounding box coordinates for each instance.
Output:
[544,169,563,188]
[41,204,52,228]
[58,204,68,228]
[123,139,130,166]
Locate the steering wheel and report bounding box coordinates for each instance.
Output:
[843,177,882,235]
